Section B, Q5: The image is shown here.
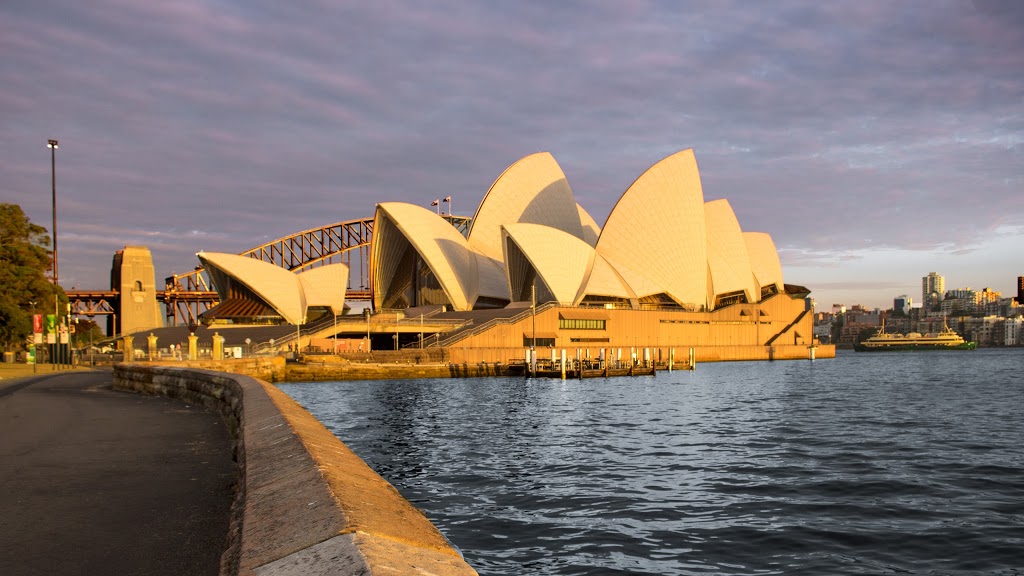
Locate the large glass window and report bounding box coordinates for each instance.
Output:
[522,336,556,347]
[559,318,606,330]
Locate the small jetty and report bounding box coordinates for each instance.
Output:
[509,358,691,379]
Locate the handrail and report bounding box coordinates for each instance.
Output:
[369,315,468,327]
[244,314,339,353]
[437,302,558,347]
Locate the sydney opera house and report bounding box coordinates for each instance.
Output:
[196,149,828,363]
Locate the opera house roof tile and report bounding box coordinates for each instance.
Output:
[576,204,601,247]
[297,263,349,315]
[468,152,586,263]
[198,251,306,325]
[372,202,478,311]
[705,199,758,305]
[368,148,790,314]
[595,149,709,310]
[576,252,637,304]
[743,231,785,296]
[502,223,596,305]
[197,252,351,324]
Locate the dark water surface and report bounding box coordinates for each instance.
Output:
[280,349,1024,575]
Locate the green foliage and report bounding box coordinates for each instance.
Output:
[0,203,66,351]
[830,314,845,343]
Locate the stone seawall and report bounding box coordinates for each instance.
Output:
[146,356,518,381]
[112,363,477,576]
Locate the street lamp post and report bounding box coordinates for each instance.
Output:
[48,139,58,369]
[48,139,58,285]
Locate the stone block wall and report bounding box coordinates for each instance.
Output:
[144,356,286,382]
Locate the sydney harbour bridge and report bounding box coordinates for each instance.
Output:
[65,215,471,330]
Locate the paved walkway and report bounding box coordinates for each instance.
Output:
[0,370,234,575]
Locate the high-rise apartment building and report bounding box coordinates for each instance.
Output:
[922,272,944,307]
[1018,276,1024,304]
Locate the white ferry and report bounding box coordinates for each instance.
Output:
[854,321,977,352]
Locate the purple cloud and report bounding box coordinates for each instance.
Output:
[1,0,1021,308]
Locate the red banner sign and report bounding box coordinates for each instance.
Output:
[33,314,43,334]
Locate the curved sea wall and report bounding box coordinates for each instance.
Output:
[112,363,477,576]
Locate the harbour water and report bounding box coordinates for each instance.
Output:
[280,349,1024,575]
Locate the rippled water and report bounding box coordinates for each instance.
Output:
[280,349,1024,575]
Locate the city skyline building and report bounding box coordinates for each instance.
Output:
[894,294,912,315]
[922,272,945,308]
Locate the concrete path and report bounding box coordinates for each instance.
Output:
[0,370,235,575]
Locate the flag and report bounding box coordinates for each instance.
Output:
[443,195,451,202]
[430,199,439,206]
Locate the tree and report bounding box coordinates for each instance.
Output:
[830,313,845,343]
[0,204,66,351]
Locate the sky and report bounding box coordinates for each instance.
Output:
[2,0,1022,311]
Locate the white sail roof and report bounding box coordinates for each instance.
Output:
[297,263,349,315]
[743,232,785,297]
[502,223,595,305]
[474,253,511,305]
[197,251,306,325]
[577,203,601,247]
[705,199,757,306]
[468,152,585,263]
[577,252,637,304]
[595,149,709,309]
[371,202,478,311]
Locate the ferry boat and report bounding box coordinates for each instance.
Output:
[854,321,977,352]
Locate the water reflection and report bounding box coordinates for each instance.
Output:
[281,349,1024,575]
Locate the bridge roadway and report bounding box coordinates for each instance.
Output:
[0,370,233,575]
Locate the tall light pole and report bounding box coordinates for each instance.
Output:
[48,139,59,368]
[48,139,58,285]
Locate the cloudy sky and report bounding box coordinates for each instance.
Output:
[3,0,1021,310]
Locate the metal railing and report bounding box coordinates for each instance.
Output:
[437,302,558,348]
